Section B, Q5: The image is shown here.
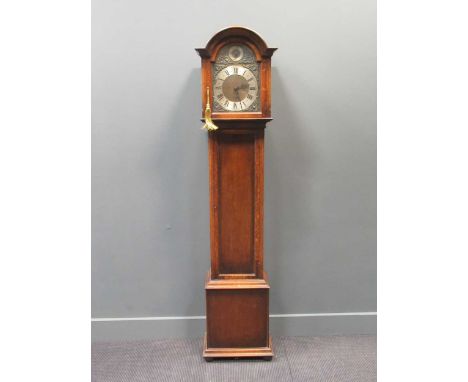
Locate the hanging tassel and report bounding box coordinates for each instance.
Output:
[201,87,218,131]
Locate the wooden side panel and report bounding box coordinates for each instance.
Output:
[206,288,269,348]
[218,133,255,275]
[208,132,220,277]
[253,130,264,279]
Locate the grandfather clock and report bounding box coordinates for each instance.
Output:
[196,27,276,361]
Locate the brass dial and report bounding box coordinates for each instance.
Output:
[213,65,258,112]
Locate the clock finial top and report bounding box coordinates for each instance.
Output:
[196,26,277,59]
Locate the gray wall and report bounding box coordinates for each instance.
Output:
[92,0,376,341]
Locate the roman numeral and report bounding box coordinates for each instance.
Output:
[224,69,230,76]
[247,94,253,100]
[224,100,229,107]
[240,101,246,109]
[233,103,237,109]
[249,87,256,91]
[248,77,255,82]
[233,67,238,74]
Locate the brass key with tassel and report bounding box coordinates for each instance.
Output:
[201,87,218,131]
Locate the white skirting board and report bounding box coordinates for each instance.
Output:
[92,313,376,342]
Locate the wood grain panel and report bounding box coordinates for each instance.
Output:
[206,288,269,348]
[218,133,255,275]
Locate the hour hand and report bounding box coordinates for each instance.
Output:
[234,87,241,101]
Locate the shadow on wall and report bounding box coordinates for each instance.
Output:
[266,67,318,327]
[149,68,209,336]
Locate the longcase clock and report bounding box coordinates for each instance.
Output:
[196,27,277,361]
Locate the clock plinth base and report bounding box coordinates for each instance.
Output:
[203,334,273,361]
[204,271,272,360]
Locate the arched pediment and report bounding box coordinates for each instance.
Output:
[196,26,276,60]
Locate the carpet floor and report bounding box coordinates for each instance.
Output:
[92,335,376,382]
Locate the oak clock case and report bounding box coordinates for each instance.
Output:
[196,27,276,361]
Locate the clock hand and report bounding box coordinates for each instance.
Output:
[234,87,240,101]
